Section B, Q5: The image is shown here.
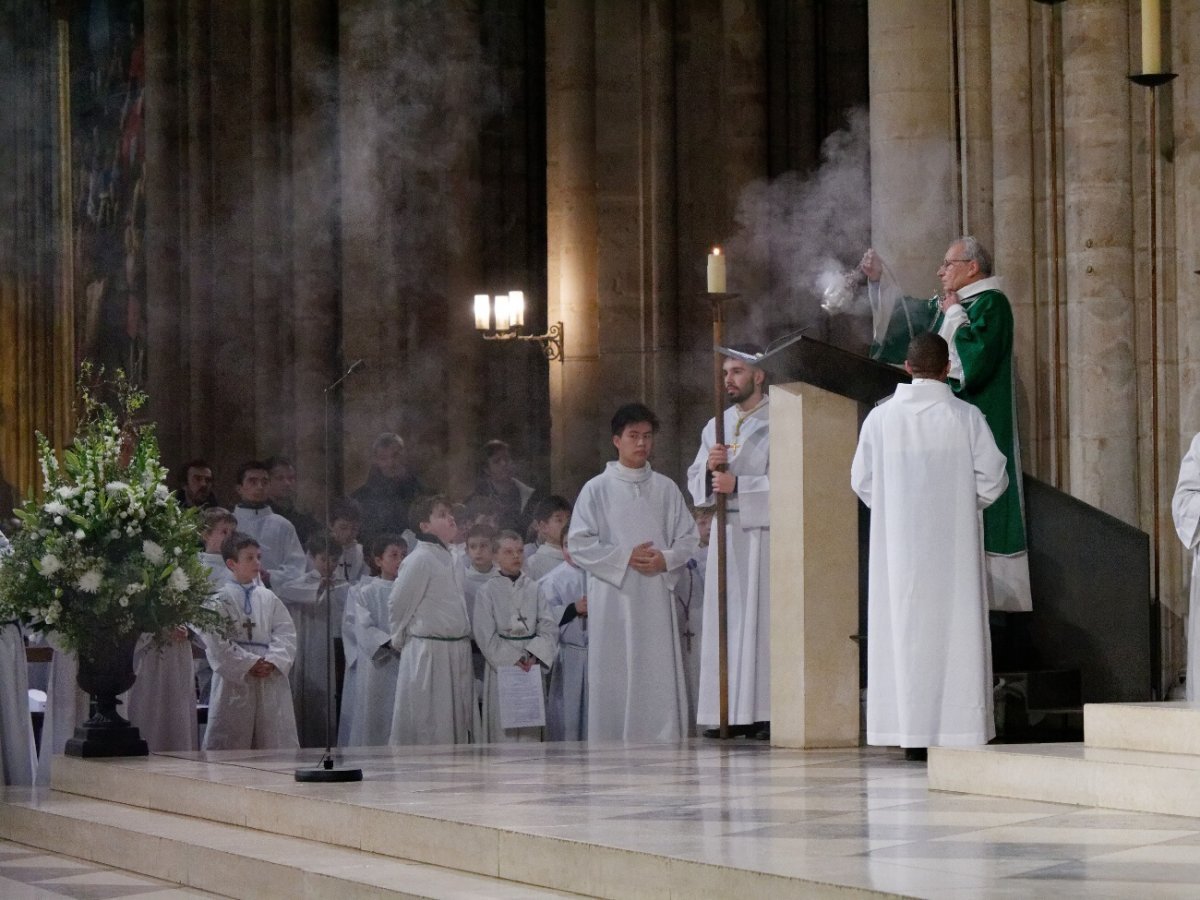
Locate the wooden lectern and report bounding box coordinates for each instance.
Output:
[745,335,907,749]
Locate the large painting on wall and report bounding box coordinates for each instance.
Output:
[70,0,145,383]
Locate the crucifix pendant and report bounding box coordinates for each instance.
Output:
[517,611,529,631]
[243,618,255,642]
[683,627,695,653]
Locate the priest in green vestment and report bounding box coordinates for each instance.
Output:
[860,238,1032,613]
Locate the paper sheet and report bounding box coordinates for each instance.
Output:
[498,664,545,729]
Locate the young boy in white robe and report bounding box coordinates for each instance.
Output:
[0,530,35,785]
[277,530,350,748]
[345,533,407,745]
[475,531,559,742]
[523,496,572,580]
[202,533,299,751]
[540,528,588,742]
[569,402,699,743]
[463,524,498,706]
[194,508,237,706]
[231,460,307,589]
[388,495,475,745]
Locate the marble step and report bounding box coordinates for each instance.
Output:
[928,741,1200,818]
[0,787,579,900]
[1084,701,1200,755]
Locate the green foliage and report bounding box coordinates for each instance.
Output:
[0,364,226,654]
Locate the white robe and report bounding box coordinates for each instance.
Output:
[474,572,559,742]
[232,505,308,587]
[687,401,771,726]
[348,576,401,745]
[540,561,588,741]
[201,581,298,751]
[673,550,705,734]
[569,461,699,742]
[275,571,350,748]
[125,632,197,751]
[0,623,35,785]
[1171,432,1200,700]
[388,540,475,745]
[35,635,89,786]
[524,543,565,581]
[851,379,1008,747]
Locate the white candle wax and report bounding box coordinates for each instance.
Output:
[707,248,727,293]
[1141,0,1162,75]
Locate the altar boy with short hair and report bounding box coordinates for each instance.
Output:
[474,531,559,742]
[202,532,299,750]
[523,496,572,580]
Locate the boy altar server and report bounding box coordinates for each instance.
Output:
[231,461,307,588]
[346,533,408,745]
[851,333,1007,759]
[388,496,475,745]
[540,528,588,742]
[124,625,198,752]
[475,531,559,742]
[202,533,299,750]
[569,403,699,742]
[523,496,572,580]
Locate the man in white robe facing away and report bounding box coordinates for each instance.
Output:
[1171,433,1200,699]
[388,495,475,745]
[231,460,307,589]
[569,403,699,743]
[687,351,771,739]
[851,332,1008,759]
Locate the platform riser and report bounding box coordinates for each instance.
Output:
[1085,703,1200,755]
[930,748,1200,818]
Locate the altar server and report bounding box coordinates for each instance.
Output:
[569,403,699,742]
[231,460,307,588]
[540,531,588,741]
[276,531,350,747]
[346,534,407,745]
[687,351,771,739]
[851,333,1007,758]
[1171,432,1200,700]
[0,530,35,785]
[202,533,298,750]
[125,626,198,751]
[475,531,559,742]
[199,508,237,591]
[34,634,88,785]
[523,496,572,580]
[388,496,475,745]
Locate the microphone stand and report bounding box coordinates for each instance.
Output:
[296,360,365,783]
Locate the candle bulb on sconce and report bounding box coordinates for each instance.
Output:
[707,247,727,294]
[471,290,565,361]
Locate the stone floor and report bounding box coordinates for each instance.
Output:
[24,740,1200,898]
[0,838,218,899]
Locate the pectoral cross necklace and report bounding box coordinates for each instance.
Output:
[516,610,529,632]
[677,569,695,653]
[727,396,768,455]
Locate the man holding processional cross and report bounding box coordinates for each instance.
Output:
[688,350,771,740]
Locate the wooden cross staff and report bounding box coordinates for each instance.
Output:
[708,290,738,739]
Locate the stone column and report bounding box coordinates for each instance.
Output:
[1061,0,1138,524]
[867,0,958,295]
[958,0,994,245]
[546,0,601,493]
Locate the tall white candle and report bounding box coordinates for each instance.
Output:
[474,294,491,331]
[509,290,525,328]
[1141,0,1162,75]
[494,293,510,331]
[707,247,727,293]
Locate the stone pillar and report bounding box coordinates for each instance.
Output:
[958,0,994,245]
[867,0,957,294]
[546,0,601,493]
[1061,0,1138,524]
[989,1,1041,476]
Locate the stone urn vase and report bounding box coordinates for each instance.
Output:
[64,627,148,758]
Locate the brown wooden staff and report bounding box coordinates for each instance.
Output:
[709,291,732,739]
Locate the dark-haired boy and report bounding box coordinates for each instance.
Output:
[231,460,306,588]
[568,403,699,742]
[202,533,299,750]
[523,495,572,580]
[388,495,475,744]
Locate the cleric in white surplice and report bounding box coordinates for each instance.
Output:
[1171,431,1200,700]
[850,332,1008,750]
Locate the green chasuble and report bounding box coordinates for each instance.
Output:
[868,279,1031,611]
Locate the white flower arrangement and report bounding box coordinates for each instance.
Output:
[0,365,225,654]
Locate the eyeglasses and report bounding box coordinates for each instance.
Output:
[939,258,971,269]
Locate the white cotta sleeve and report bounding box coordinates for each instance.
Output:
[263,596,298,676]
[389,553,431,648]
[661,488,701,574]
[566,486,630,588]
[1173,433,1200,550]
[686,420,715,507]
[970,409,1009,509]
[850,413,876,508]
[524,588,561,669]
